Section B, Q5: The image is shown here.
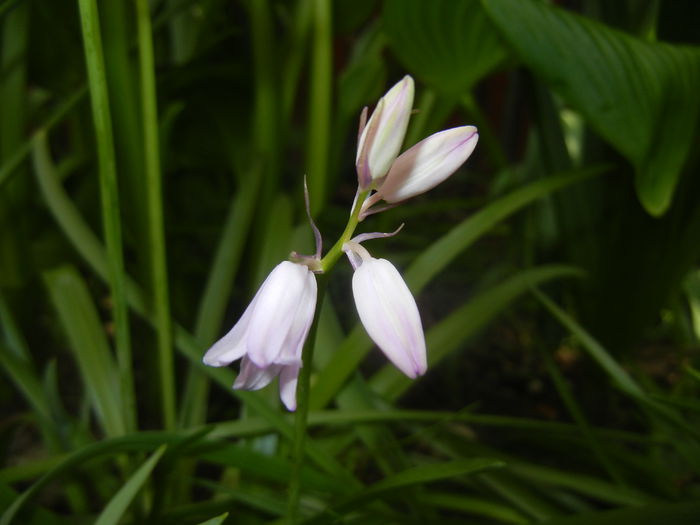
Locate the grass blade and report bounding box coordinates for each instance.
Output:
[94,445,167,525]
[135,0,175,430]
[77,0,135,430]
[43,266,125,438]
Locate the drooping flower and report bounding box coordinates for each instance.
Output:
[344,241,427,378]
[356,75,415,189]
[202,261,317,411]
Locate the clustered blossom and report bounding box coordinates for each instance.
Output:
[203,75,478,410]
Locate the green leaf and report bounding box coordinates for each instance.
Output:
[197,512,229,525]
[43,266,125,437]
[482,0,700,215]
[94,445,167,525]
[353,458,504,502]
[541,501,700,525]
[304,458,504,523]
[383,0,509,95]
[371,265,583,400]
[0,432,180,525]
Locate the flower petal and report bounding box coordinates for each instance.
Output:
[356,75,415,184]
[279,363,301,411]
[378,126,478,203]
[277,268,317,364]
[202,288,259,366]
[233,356,282,391]
[247,261,313,368]
[352,258,427,378]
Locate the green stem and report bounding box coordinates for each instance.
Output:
[77,0,134,434]
[320,190,368,272]
[286,187,367,521]
[135,0,176,431]
[307,0,332,215]
[286,275,327,523]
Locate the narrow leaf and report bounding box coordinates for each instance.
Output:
[94,445,167,525]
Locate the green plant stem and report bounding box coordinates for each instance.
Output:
[135,0,175,431]
[77,0,134,434]
[287,275,327,524]
[320,190,368,271]
[307,0,332,215]
[287,186,367,521]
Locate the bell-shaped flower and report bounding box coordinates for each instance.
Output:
[369,126,478,207]
[202,261,317,411]
[344,242,427,378]
[356,75,414,189]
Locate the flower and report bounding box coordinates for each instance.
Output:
[356,75,415,189]
[345,242,427,378]
[375,125,479,203]
[202,261,317,411]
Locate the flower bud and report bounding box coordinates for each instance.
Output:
[376,126,478,203]
[356,75,415,189]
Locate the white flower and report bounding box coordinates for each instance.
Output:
[356,75,415,188]
[345,242,427,378]
[376,126,479,203]
[202,261,317,411]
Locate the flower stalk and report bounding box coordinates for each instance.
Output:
[201,74,478,521]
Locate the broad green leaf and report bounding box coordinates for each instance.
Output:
[482,0,700,215]
[94,445,167,525]
[43,266,125,438]
[383,0,509,95]
[371,265,583,400]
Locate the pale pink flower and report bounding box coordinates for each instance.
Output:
[203,261,317,410]
[345,242,427,378]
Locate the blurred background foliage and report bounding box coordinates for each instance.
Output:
[1,0,700,523]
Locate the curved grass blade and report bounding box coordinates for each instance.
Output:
[303,458,504,523]
[135,0,175,430]
[43,266,125,438]
[0,432,183,525]
[77,0,135,430]
[94,445,167,525]
[197,512,229,525]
